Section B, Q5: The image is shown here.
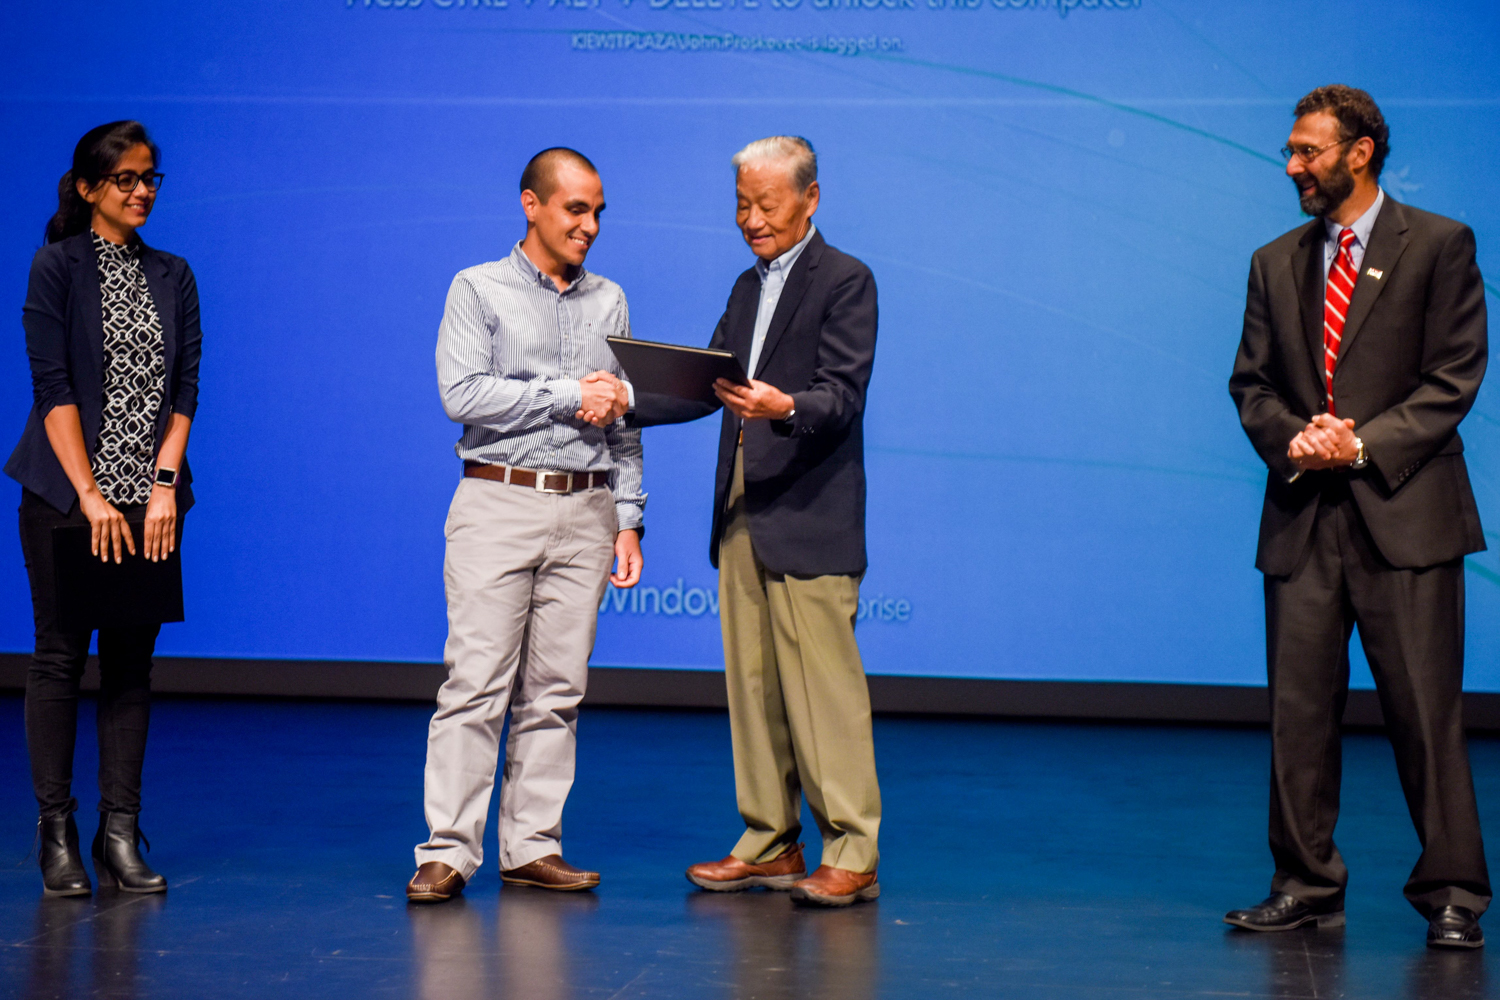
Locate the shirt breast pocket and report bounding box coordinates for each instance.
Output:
[584,320,619,374]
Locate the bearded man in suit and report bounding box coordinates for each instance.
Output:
[1228,85,1490,948]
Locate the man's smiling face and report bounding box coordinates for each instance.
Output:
[735,160,818,261]
[1285,111,1356,218]
[527,161,605,270]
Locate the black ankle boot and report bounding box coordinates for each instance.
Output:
[92,812,166,894]
[38,814,91,897]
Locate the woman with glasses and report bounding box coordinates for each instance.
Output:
[5,121,200,896]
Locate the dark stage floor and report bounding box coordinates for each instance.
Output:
[1,695,1498,999]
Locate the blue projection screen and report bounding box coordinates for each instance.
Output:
[2,2,1499,688]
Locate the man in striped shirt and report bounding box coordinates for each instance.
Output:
[407,148,644,903]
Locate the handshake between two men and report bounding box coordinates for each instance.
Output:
[575,370,631,427]
[573,371,798,427]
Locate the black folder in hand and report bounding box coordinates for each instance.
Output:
[607,337,749,406]
[52,521,184,631]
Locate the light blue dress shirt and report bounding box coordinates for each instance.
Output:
[747,223,816,378]
[1323,187,1385,280]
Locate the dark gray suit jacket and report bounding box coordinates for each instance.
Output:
[1229,197,1487,574]
[6,231,201,513]
[632,230,877,577]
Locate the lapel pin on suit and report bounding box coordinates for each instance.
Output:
[1366,267,1384,279]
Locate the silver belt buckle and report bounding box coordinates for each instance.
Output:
[534,470,571,494]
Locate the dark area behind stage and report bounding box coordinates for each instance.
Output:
[0,695,1495,999]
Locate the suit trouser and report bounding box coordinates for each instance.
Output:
[720,446,881,873]
[416,477,616,879]
[1264,480,1490,917]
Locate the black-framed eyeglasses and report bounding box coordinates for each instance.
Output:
[98,171,165,193]
[1279,139,1352,164]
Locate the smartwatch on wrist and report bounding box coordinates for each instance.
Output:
[154,467,179,488]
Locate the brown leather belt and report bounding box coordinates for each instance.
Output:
[464,461,609,494]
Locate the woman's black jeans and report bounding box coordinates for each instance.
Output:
[19,489,161,820]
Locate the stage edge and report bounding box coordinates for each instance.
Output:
[4,655,1500,729]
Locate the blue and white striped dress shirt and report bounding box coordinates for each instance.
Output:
[435,242,645,532]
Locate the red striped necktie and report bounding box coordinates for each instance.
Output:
[1323,227,1358,416]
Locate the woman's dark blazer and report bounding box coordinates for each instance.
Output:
[5,230,200,514]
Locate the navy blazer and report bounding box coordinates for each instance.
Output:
[633,230,878,577]
[6,230,201,514]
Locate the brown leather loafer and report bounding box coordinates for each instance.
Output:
[501,855,600,891]
[790,864,879,907]
[686,843,806,892]
[407,862,465,903]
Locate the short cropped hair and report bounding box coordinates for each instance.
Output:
[731,136,817,192]
[519,147,598,203]
[1294,85,1390,178]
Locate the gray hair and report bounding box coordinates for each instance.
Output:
[731,136,817,192]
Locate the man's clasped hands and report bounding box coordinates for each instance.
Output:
[1288,412,1362,470]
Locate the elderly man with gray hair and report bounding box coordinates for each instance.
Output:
[631,136,882,906]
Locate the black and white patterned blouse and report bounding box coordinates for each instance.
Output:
[91,231,166,505]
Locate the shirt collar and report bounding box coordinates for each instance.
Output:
[91,229,142,260]
[1325,187,1385,252]
[510,241,587,293]
[755,223,817,281]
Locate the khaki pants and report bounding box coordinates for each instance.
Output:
[720,447,881,873]
[416,477,617,878]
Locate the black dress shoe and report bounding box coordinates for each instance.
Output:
[92,812,166,894]
[38,814,91,897]
[1224,893,1344,931]
[1427,905,1484,949]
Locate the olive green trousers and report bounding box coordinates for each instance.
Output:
[718,447,881,874]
